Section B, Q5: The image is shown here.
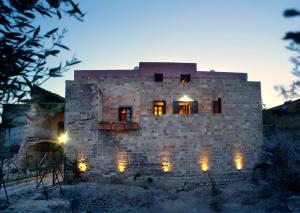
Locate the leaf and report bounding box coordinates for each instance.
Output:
[26,41,42,47]
[35,6,52,17]
[70,1,84,16]
[46,50,60,56]
[5,32,22,38]
[44,28,58,37]
[283,32,300,44]
[49,63,62,77]
[34,53,46,59]
[284,9,300,17]
[33,26,40,38]
[56,10,62,19]
[54,43,69,50]
[22,12,35,19]
[22,76,33,89]
[20,56,36,63]
[66,60,81,66]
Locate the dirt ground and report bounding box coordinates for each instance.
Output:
[1,179,300,213]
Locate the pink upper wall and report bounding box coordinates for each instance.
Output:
[75,62,247,80]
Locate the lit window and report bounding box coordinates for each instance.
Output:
[153,101,166,115]
[179,102,191,114]
[173,101,198,114]
[154,73,163,82]
[213,98,222,113]
[180,74,190,83]
[118,107,132,122]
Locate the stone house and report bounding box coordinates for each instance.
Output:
[1,86,65,168]
[65,62,263,186]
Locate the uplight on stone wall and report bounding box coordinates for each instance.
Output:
[234,152,243,171]
[200,154,209,172]
[116,152,129,173]
[77,154,88,173]
[161,159,172,173]
[78,159,88,173]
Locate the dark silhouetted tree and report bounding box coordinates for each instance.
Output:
[279,8,300,98]
[0,0,84,104]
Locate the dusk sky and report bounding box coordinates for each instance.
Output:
[40,0,299,108]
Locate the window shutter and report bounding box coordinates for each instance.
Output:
[191,101,198,114]
[218,98,222,113]
[213,101,218,113]
[173,101,180,114]
[163,101,166,114]
[118,108,122,121]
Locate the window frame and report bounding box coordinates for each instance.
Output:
[213,98,222,114]
[153,100,166,115]
[180,74,191,83]
[118,106,133,122]
[154,73,163,82]
[173,101,198,114]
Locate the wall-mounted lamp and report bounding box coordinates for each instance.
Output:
[58,132,69,144]
[178,95,193,102]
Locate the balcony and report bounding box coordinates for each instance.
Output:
[98,121,139,131]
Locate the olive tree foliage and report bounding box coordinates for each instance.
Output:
[0,0,84,104]
[278,9,300,98]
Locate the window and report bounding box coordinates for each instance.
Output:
[213,98,222,113]
[119,107,132,122]
[173,101,198,114]
[154,73,163,82]
[153,101,166,115]
[180,74,190,83]
[179,102,191,114]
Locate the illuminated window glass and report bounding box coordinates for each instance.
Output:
[118,107,132,122]
[153,101,166,115]
[180,74,191,83]
[179,102,191,114]
[173,101,198,114]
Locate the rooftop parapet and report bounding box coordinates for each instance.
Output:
[74,62,247,81]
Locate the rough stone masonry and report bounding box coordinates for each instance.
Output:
[64,62,263,187]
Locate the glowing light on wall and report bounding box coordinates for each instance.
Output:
[58,132,69,144]
[77,159,88,173]
[117,160,127,173]
[116,152,129,173]
[200,154,209,172]
[178,95,193,102]
[234,152,243,171]
[161,159,172,173]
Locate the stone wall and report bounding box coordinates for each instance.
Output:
[65,67,263,187]
[64,81,102,171]
[1,104,29,146]
[17,103,64,168]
